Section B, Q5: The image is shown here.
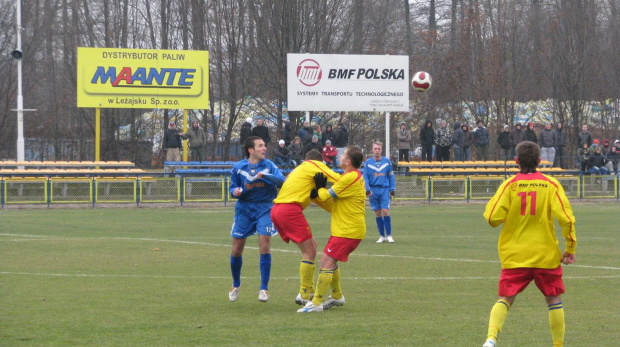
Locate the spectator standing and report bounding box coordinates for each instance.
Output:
[451,121,464,161]
[462,124,473,161]
[251,118,271,145]
[397,122,412,162]
[239,117,253,145]
[321,140,338,168]
[525,122,537,143]
[288,136,304,167]
[497,125,511,161]
[364,142,397,243]
[481,141,576,347]
[473,120,490,161]
[435,120,452,162]
[181,120,207,162]
[228,136,285,303]
[419,120,435,162]
[163,121,183,162]
[539,121,557,164]
[298,121,313,145]
[510,123,526,157]
[282,121,293,146]
[322,124,336,146]
[312,124,323,144]
[333,122,349,156]
[577,124,592,149]
[273,139,292,168]
[554,122,566,168]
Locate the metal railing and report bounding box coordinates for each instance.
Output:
[1,172,618,207]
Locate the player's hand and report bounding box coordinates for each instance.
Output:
[561,252,575,265]
[257,172,263,179]
[233,187,243,197]
[366,190,371,197]
[310,189,318,199]
[389,190,395,197]
[313,172,327,189]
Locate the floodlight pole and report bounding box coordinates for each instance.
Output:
[15,0,24,161]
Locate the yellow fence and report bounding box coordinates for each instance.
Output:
[0,173,617,207]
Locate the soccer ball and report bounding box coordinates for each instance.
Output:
[412,71,432,92]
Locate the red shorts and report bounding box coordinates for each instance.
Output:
[270,203,313,244]
[323,236,362,262]
[498,267,565,297]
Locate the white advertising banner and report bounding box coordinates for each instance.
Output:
[287,53,409,112]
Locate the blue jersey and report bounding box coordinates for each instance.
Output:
[363,156,396,191]
[229,158,285,205]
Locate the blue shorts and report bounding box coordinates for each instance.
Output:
[369,187,391,211]
[231,202,278,239]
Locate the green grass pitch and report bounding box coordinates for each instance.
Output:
[1,203,619,346]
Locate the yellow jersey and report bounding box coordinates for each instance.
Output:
[273,160,340,209]
[483,172,577,269]
[317,169,366,240]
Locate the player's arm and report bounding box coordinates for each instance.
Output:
[551,182,577,255]
[362,162,371,194]
[388,163,396,195]
[229,168,243,198]
[260,164,285,188]
[482,180,511,227]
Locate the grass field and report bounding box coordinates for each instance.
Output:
[1,203,619,346]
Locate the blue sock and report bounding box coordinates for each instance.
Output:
[259,253,271,291]
[384,216,392,236]
[230,255,242,288]
[375,216,385,237]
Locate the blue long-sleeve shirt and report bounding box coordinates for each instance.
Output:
[229,159,285,212]
[363,157,396,191]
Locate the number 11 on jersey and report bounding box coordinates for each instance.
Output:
[518,191,537,216]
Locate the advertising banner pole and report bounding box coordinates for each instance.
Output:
[385,112,390,158]
[96,107,101,162]
[183,109,188,162]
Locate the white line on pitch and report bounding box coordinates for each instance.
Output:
[1,272,619,281]
[2,234,620,271]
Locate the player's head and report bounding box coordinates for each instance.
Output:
[341,146,363,170]
[244,136,265,160]
[372,142,383,159]
[515,141,540,174]
[305,149,323,161]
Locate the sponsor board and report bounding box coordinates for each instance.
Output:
[77,47,209,109]
[287,53,409,112]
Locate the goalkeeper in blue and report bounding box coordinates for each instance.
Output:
[228,136,285,303]
[363,141,396,243]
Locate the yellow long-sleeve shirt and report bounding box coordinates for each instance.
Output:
[483,172,577,269]
[273,160,340,210]
[317,169,366,240]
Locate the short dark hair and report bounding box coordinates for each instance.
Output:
[346,146,364,169]
[305,149,323,161]
[515,141,540,173]
[244,136,261,158]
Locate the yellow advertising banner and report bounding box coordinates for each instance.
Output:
[77,47,209,109]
